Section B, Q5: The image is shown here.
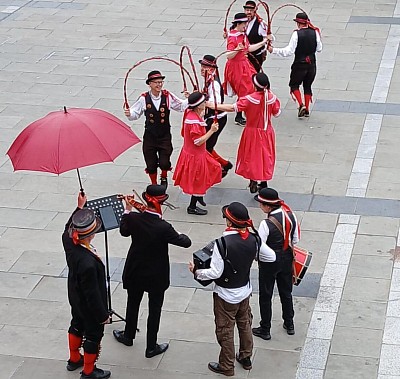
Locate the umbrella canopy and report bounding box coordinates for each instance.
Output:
[7,107,141,175]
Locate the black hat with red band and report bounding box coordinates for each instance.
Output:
[222,202,252,228]
[199,54,218,68]
[146,70,165,84]
[293,12,309,24]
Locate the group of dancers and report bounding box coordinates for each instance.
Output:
[124,1,322,216]
[62,3,317,378]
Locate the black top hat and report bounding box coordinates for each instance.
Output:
[199,54,218,68]
[293,12,309,24]
[254,188,282,206]
[222,202,252,228]
[146,70,166,84]
[70,208,102,240]
[188,91,206,109]
[233,12,248,23]
[142,184,169,204]
[243,0,256,9]
[252,73,270,90]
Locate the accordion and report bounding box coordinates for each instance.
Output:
[192,240,215,287]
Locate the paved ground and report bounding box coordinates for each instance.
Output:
[1,0,400,378]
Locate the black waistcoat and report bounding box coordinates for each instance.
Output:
[204,77,225,120]
[247,18,264,55]
[144,91,171,137]
[214,233,258,289]
[294,28,317,64]
[265,211,296,255]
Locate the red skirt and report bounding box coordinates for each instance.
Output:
[224,59,256,97]
[235,126,276,181]
[173,150,222,195]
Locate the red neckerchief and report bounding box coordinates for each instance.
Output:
[225,226,249,240]
[145,195,165,217]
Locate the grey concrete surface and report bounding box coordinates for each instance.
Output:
[0,0,400,378]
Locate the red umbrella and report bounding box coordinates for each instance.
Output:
[6,106,141,192]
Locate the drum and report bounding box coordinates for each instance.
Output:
[292,246,312,286]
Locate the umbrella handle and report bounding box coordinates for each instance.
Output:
[77,168,85,196]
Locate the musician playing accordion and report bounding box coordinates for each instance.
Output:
[189,202,275,376]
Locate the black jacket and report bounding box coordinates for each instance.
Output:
[120,210,192,292]
[62,208,109,324]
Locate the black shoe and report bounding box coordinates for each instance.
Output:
[298,105,306,118]
[252,326,271,340]
[283,323,295,335]
[145,343,169,358]
[113,329,133,346]
[222,161,233,178]
[160,176,168,188]
[234,116,246,126]
[80,367,111,379]
[258,181,268,190]
[249,180,258,194]
[208,362,234,376]
[304,109,310,117]
[187,206,208,215]
[66,355,83,371]
[235,353,252,370]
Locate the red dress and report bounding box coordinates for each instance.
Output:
[173,111,222,196]
[234,90,281,181]
[223,31,257,97]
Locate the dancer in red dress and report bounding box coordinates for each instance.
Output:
[209,73,281,194]
[173,92,222,215]
[224,12,268,126]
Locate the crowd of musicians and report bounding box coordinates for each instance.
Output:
[62,2,321,378]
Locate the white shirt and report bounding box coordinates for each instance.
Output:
[272,29,322,58]
[205,80,227,120]
[195,230,275,303]
[127,91,188,121]
[246,17,268,38]
[258,209,300,261]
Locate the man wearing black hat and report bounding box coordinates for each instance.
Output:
[243,0,270,71]
[267,12,322,117]
[124,70,189,187]
[62,193,111,379]
[113,185,191,358]
[253,188,300,341]
[199,54,233,177]
[189,202,275,376]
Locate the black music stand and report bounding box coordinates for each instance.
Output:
[86,195,125,324]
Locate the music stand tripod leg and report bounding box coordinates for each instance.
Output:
[104,230,125,323]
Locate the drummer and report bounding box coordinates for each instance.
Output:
[252,187,300,341]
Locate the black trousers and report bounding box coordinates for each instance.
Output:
[124,286,165,350]
[289,62,317,95]
[205,115,227,153]
[258,253,294,331]
[69,308,104,352]
[142,130,173,174]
